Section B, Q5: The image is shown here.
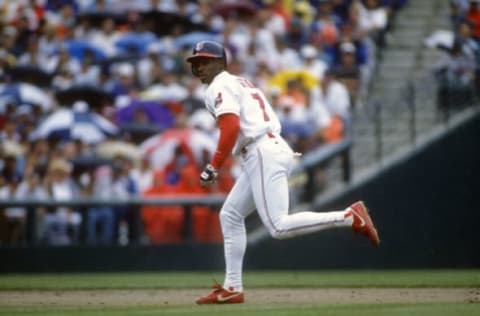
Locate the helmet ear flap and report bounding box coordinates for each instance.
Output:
[191,63,198,76]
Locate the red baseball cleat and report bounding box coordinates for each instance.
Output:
[195,281,244,304]
[348,201,380,246]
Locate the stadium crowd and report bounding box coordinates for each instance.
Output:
[432,0,480,115]
[0,0,407,246]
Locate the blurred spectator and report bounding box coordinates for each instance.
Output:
[137,44,164,88]
[47,44,80,76]
[456,19,480,60]
[87,17,121,57]
[220,16,249,60]
[293,1,315,27]
[0,173,23,245]
[466,0,480,41]
[333,41,362,104]
[308,94,344,145]
[272,35,302,72]
[41,158,81,245]
[434,39,476,115]
[383,0,409,33]
[310,69,351,127]
[264,0,291,29]
[275,94,311,152]
[17,36,49,69]
[84,166,115,245]
[0,143,25,245]
[353,0,389,48]
[241,39,268,78]
[159,0,198,16]
[141,170,185,243]
[455,19,480,95]
[164,141,196,185]
[0,145,23,184]
[130,157,155,194]
[0,120,22,142]
[310,0,341,48]
[257,4,287,37]
[188,108,217,135]
[109,62,139,106]
[450,0,469,30]
[38,23,61,58]
[2,26,22,57]
[141,72,188,103]
[10,15,36,55]
[0,49,17,79]
[73,49,101,86]
[9,169,48,245]
[178,164,222,243]
[110,156,138,245]
[275,77,312,152]
[299,44,328,80]
[284,17,309,51]
[191,0,224,32]
[14,104,38,142]
[181,78,205,115]
[278,77,309,109]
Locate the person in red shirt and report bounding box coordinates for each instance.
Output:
[467,0,480,40]
[178,165,222,243]
[141,170,185,244]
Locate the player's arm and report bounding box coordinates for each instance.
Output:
[200,113,240,186]
[211,113,240,169]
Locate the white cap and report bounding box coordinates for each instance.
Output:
[340,42,356,54]
[188,109,215,132]
[73,100,89,112]
[16,104,32,116]
[300,45,318,59]
[278,96,296,109]
[147,42,163,54]
[116,63,134,77]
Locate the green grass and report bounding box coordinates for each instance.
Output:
[0,304,479,316]
[0,270,479,290]
[1,270,479,316]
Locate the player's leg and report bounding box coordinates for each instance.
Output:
[219,171,256,292]
[248,142,353,240]
[195,171,254,304]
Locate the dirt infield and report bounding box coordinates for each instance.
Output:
[1,288,479,306]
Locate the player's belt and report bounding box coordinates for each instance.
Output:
[241,133,276,154]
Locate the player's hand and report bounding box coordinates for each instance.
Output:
[200,164,218,187]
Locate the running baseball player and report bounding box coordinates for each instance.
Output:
[186,41,380,305]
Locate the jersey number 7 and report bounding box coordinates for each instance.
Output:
[251,92,270,122]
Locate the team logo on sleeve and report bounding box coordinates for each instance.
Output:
[214,93,223,107]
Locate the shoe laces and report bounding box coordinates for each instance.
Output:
[211,279,223,292]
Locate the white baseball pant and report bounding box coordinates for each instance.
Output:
[219,134,353,291]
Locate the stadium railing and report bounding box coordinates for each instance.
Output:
[0,138,352,247]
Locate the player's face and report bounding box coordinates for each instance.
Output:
[190,57,224,84]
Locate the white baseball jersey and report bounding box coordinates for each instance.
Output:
[204,71,281,155]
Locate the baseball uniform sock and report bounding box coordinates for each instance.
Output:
[220,210,247,293]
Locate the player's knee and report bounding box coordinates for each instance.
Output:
[219,208,241,226]
[219,211,230,226]
[266,216,294,240]
[267,228,290,240]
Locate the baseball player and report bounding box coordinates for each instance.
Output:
[186,41,380,305]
